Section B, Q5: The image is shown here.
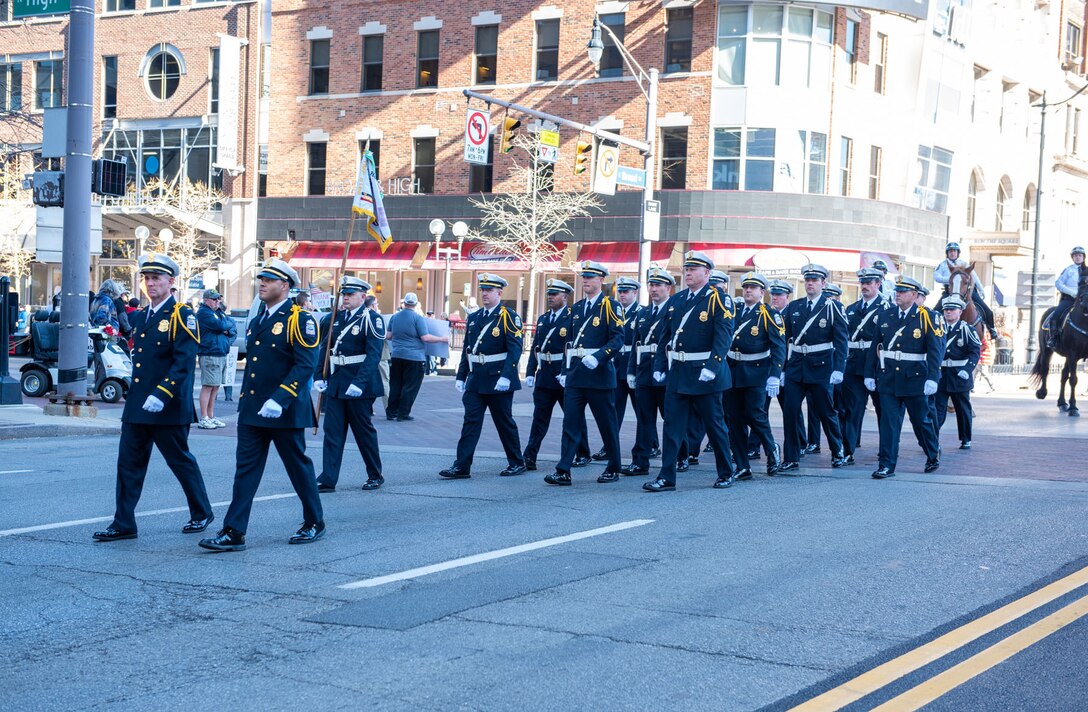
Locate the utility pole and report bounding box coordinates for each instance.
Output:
[1027,93,1046,365]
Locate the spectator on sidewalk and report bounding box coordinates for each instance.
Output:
[218,295,236,402]
[385,292,448,421]
[196,288,236,429]
[89,281,122,338]
[114,290,133,353]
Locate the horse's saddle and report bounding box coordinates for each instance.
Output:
[1043,307,1073,334]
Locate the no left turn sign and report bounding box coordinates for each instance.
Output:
[464,109,491,165]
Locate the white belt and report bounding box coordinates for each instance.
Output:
[537,352,564,363]
[331,354,367,366]
[566,347,594,368]
[620,345,632,353]
[635,343,657,364]
[848,340,872,350]
[879,350,927,369]
[727,349,771,362]
[468,352,507,364]
[942,358,969,368]
[788,342,833,356]
[667,350,711,364]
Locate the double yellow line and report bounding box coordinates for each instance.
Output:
[791,564,1088,711]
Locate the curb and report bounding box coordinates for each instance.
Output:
[0,422,121,440]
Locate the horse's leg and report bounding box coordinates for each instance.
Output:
[1070,362,1080,417]
[1059,364,1070,411]
[1036,341,1052,400]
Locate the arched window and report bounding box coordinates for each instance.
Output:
[1022,185,1036,231]
[995,175,1012,231]
[966,172,978,227]
[139,44,186,102]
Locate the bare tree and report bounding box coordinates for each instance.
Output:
[469,134,602,322]
[0,152,37,290]
[140,177,226,287]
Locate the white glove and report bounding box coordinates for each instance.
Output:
[345,384,363,397]
[558,375,567,387]
[495,377,511,392]
[627,375,636,389]
[653,371,666,383]
[141,395,164,413]
[313,380,328,393]
[582,354,599,370]
[524,376,535,388]
[455,380,465,394]
[957,370,970,380]
[766,376,780,398]
[698,368,716,382]
[864,378,877,392]
[830,370,844,385]
[258,399,283,418]
[924,380,938,396]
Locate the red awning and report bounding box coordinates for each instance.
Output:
[421,241,567,271]
[289,241,418,270]
[576,242,675,274]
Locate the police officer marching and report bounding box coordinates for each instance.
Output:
[644,251,738,492]
[93,253,215,542]
[544,261,625,486]
[865,276,944,479]
[935,294,981,450]
[726,272,786,479]
[440,274,527,479]
[522,279,592,471]
[313,276,386,493]
[686,269,730,466]
[841,268,890,460]
[595,276,643,462]
[749,280,806,461]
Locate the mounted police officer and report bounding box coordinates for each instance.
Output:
[93,253,214,542]
[726,272,785,479]
[686,269,730,465]
[1048,246,1086,349]
[644,251,737,492]
[935,241,997,340]
[522,278,591,471]
[544,261,624,486]
[200,259,325,551]
[841,268,889,460]
[440,274,526,480]
[779,264,849,471]
[865,276,944,479]
[313,276,385,493]
[936,294,981,450]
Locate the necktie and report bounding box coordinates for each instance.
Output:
[259,307,268,325]
[651,305,658,320]
[809,301,816,312]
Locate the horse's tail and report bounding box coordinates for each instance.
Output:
[1029,338,1052,390]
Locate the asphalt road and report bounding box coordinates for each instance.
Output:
[3,376,1088,710]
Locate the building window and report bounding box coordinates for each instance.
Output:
[209,49,219,114]
[795,130,827,194]
[145,51,181,101]
[258,144,268,197]
[599,13,626,78]
[660,127,688,189]
[966,171,977,227]
[2,63,22,112]
[1066,22,1083,70]
[361,35,383,92]
[261,44,272,98]
[101,127,222,196]
[34,60,63,110]
[838,137,852,196]
[104,0,135,12]
[474,25,498,85]
[717,5,832,89]
[844,18,859,84]
[307,142,327,196]
[1075,108,1082,154]
[309,39,330,95]
[469,136,494,193]
[103,56,117,119]
[33,152,60,171]
[358,139,381,179]
[148,0,181,7]
[413,137,436,194]
[665,7,693,73]
[535,19,560,81]
[873,33,887,94]
[868,145,881,200]
[914,145,953,214]
[712,127,775,191]
[417,30,439,88]
[995,178,1010,231]
[1022,187,1035,230]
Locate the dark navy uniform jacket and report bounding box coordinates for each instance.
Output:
[844,296,890,377]
[728,301,786,388]
[239,301,320,428]
[938,320,981,393]
[123,296,199,426]
[783,294,848,383]
[613,302,642,383]
[315,307,385,399]
[563,294,624,389]
[628,301,671,388]
[525,307,572,390]
[865,304,944,398]
[456,305,523,394]
[653,284,735,395]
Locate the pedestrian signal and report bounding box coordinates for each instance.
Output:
[574,141,593,175]
[500,117,521,153]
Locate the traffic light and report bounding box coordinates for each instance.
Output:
[93,158,128,197]
[500,117,521,153]
[574,140,593,175]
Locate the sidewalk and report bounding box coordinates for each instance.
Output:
[0,405,123,440]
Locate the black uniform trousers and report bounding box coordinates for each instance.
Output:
[317,396,382,486]
[727,386,775,471]
[224,424,323,534]
[112,422,212,532]
[523,385,590,463]
[387,357,425,418]
[658,392,734,485]
[633,386,686,470]
[751,391,804,455]
[877,393,940,471]
[842,375,880,455]
[557,387,620,474]
[454,390,523,470]
[784,381,843,462]
[935,390,973,442]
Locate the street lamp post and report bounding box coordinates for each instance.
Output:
[448,221,468,316]
[428,219,445,312]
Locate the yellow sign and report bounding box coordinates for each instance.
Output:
[539,129,560,147]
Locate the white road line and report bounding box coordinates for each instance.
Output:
[0,493,297,537]
[0,470,34,475]
[338,518,655,590]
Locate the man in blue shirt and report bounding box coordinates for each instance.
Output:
[386,291,446,421]
[196,288,236,429]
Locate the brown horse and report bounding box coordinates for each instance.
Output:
[944,263,986,343]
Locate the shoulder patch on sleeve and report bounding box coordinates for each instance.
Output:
[186,314,197,330]
[774,313,783,326]
[305,318,317,337]
[513,313,522,328]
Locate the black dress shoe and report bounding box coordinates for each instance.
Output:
[687,455,700,465]
[524,459,537,471]
[703,443,714,453]
[92,527,137,542]
[747,448,761,460]
[597,471,620,483]
[675,460,689,473]
[317,482,336,493]
[843,454,856,466]
[960,440,972,450]
[804,444,821,455]
[289,521,326,545]
[871,467,895,479]
[766,444,782,475]
[386,414,398,421]
[199,528,246,551]
[621,464,649,476]
[777,461,799,473]
[924,459,941,473]
[591,448,608,461]
[544,472,572,486]
[398,415,415,422]
[439,465,471,479]
[649,447,662,458]
[361,476,385,490]
[831,454,848,468]
[734,468,753,481]
[571,455,591,468]
[182,512,215,534]
[643,478,675,492]
[500,463,527,477]
[713,473,737,488]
